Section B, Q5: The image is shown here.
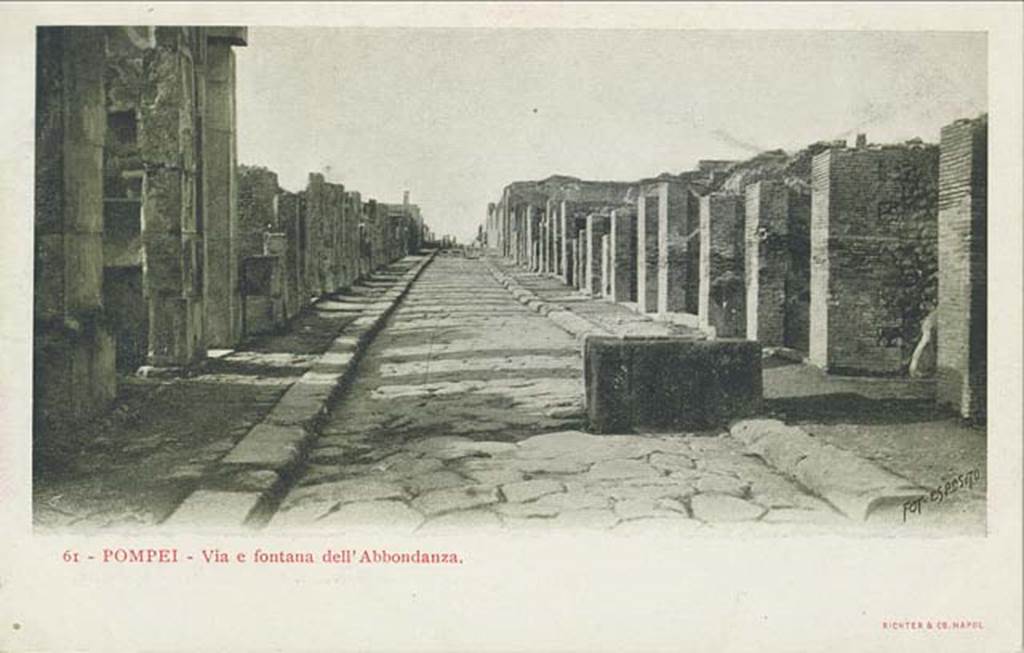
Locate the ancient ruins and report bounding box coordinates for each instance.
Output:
[483,121,987,423]
[34,27,434,438]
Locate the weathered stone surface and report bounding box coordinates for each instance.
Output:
[584,458,661,481]
[164,490,263,527]
[613,517,704,535]
[495,502,561,518]
[411,485,500,516]
[585,336,763,432]
[501,479,565,503]
[695,474,750,498]
[315,500,425,530]
[420,509,503,532]
[287,479,407,505]
[648,452,696,473]
[613,498,686,521]
[403,471,469,494]
[690,494,767,522]
[551,508,619,529]
[221,423,308,469]
[536,490,611,511]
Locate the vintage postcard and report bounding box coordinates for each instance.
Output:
[1,2,1020,652]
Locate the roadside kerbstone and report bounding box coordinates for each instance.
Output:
[690,493,767,522]
[411,485,500,516]
[501,479,565,503]
[221,423,308,470]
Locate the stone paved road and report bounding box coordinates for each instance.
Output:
[269,255,850,534]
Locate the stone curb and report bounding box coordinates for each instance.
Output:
[482,258,612,342]
[730,418,927,520]
[163,250,439,529]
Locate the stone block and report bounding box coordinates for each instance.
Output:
[221,423,309,470]
[585,336,763,432]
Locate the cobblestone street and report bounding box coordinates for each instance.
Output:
[269,254,857,534]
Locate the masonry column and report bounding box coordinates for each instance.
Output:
[140,28,206,370]
[657,181,690,313]
[936,115,987,421]
[585,214,610,296]
[699,192,746,338]
[809,143,939,374]
[560,200,572,283]
[202,28,246,348]
[636,191,659,312]
[744,180,788,345]
[610,207,637,302]
[34,27,115,434]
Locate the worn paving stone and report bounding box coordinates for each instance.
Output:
[495,501,561,518]
[550,509,619,529]
[535,489,611,511]
[584,458,662,481]
[411,485,500,516]
[313,500,425,530]
[695,474,751,498]
[403,470,470,495]
[501,479,565,503]
[649,452,696,473]
[286,479,407,506]
[613,517,705,535]
[419,509,504,532]
[690,494,767,522]
[613,498,688,521]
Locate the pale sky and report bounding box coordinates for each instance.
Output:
[235,28,986,243]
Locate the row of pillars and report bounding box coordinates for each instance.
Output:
[487,117,987,421]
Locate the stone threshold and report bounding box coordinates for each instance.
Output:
[161,250,439,530]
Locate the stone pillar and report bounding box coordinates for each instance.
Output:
[601,234,611,298]
[586,214,610,296]
[277,191,303,318]
[745,181,789,345]
[560,201,572,283]
[564,237,576,288]
[575,232,586,291]
[538,210,548,272]
[809,144,939,374]
[636,192,659,312]
[202,28,246,348]
[936,116,987,420]
[610,208,637,302]
[140,28,206,369]
[34,27,115,434]
[699,192,746,338]
[657,181,691,313]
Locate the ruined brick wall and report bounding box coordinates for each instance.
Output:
[936,116,987,420]
[810,144,939,374]
[238,166,279,259]
[745,181,788,346]
[34,27,116,436]
[699,192,746,338]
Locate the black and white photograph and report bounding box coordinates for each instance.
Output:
[1,3,1021,652]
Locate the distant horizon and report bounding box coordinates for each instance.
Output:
[236,27,986,243]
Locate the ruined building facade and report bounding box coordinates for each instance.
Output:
[486,123,986,421]
[34,26,431,438]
